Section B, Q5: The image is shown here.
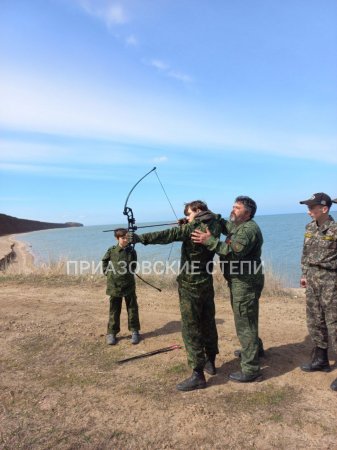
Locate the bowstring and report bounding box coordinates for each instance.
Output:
[154,170,179,221]
[154,169,179,263]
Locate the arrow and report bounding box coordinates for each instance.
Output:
[117,344,182,364]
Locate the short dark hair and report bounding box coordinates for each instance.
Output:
[235,196,257,219]
[114,228,128,238]
[184,200,208,216]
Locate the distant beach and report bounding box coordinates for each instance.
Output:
[0,235,34,273]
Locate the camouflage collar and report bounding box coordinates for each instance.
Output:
[194,210,215,223]
[315,215,335,231]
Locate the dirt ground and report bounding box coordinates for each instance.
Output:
[1,261,337,450]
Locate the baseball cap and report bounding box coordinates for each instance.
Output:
[299,192,332,207]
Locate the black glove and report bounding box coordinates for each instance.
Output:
[129,232,141,244]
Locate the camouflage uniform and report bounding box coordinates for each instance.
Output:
[301,216,337,352]
[102,245,140,334]
[205,219,264,376]
[136,211,223,370]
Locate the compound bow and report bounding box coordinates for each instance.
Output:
[110,167,179,291]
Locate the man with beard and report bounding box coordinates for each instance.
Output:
[191,196,264,382]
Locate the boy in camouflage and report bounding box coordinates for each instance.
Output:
[102,228,140,346]
[134,200,223,391]
[299,193,337,392]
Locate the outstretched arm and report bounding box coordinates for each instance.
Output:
[134,223,193,246]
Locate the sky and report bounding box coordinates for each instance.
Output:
[1,0,336,225]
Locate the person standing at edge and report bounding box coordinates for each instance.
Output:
[191,196,264,383]
[133,200,223,392]
[299,193,337,392]
[102,228,141,346]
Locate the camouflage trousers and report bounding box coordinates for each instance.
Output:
[306,266,337,352]
[107,293,140,334]
[178,278,219,370]
[228,276,264,375]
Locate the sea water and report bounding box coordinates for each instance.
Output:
[16,212,337,287]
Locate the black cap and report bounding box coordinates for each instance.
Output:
[299,192,332,208]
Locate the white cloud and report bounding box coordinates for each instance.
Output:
[105,4,127,25]
[125,34,138,47]
[148,59,193,83]
[1,69,336,164]
[76,0,128,26]
[0,161,135,180]
[0,68,196,144]
[0,196,32,202]
[0,141,71,163]
[76,3,193,84]
[153,156,168,163]
[0,139,145,167]
[0,162,56,175]
[167,70,193,83]
[150,59,169,71]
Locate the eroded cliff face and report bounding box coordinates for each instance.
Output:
[0,241,16,270]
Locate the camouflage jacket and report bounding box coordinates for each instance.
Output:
[301,216,337,276]
[205,218,263,280]
[136,211,223,284]
[101,245,137,296]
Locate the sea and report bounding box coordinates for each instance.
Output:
[15,212,337,287]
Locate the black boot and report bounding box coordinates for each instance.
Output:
[229,371,263,383]
[301,347,331,372]
[176,369,206,391]
[204,355,216,375]
[330,378,337,392]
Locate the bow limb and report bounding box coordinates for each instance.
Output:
[135,273,162,292]
[123,167,157,251]
[123,167,157,214]
[120,167,178,291]
[122,167,162,291]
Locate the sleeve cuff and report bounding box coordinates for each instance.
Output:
[204,236,219,251]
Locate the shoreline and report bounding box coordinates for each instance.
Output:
[0,234,35,273]
[0,233,305,296]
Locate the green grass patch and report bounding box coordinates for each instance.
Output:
[220,385,298,412]
[46,370,99,388]
[166,362,189,375]
[268,412,284,423]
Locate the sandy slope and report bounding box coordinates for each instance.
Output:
[0,235,34,273]
[1,263,337,450]
[0,235,15,259]
[1,239,337,449]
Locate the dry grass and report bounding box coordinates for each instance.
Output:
[1,257,290,298]
[262,266,290,297]
[1,269,336,449]
[1,259,103,288]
